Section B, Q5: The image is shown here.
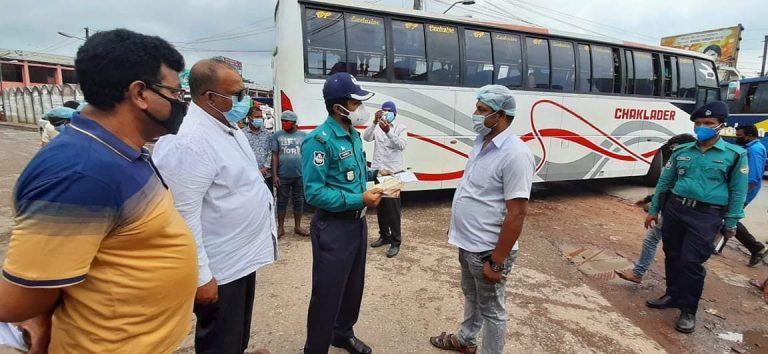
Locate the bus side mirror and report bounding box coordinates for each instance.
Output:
[726,81,740,101]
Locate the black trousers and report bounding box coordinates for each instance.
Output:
[265,176,274,195]
[376,197,402,247]
[304,213,367,354]
[734,221,766,255]
[661,198,723,314]
[193,272,256,354]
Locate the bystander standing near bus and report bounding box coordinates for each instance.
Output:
[731,124,768,266]
[272,110,309,237]
[364,101,407,258]
[243,106,274,193]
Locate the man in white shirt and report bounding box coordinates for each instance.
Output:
[153,58,276,354]
[363,101,407,258]
[430,85,534,354]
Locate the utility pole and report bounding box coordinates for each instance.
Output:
[85,27,90,39]
[413,0,423,10]
[762,35,767,77]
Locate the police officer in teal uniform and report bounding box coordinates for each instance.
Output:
[644,101,748,334]
[301,73,386,354]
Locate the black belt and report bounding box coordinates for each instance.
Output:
[672,194,725,210]
[317,207,367,220]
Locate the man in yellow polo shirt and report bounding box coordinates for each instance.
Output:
[0,29,197,353]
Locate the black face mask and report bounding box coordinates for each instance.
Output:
[144,87,188,134]
[736,137,747,146]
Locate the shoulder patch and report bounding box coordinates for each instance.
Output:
[313,151,325,166]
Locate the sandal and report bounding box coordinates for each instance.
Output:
[429,332,477,353]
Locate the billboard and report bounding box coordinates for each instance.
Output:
[661,25,743,67]
[212,56,243,75]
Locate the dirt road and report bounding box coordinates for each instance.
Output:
[1,127,767,353]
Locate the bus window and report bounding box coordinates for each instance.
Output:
[305,9,346,76]
[678,57,696,99]
[591,45,614,93]
[576,44,591,93]
[392,21,427,82]
[550,40,575,91]
[633,52,655,96]
[624,49,634,94]
[525,37,550,89]
[753,83,768,113]
[425,24,460,85]
[652,54,661,96]
[492,33,523,88]
[345,13,386,79]
[663,56,678,97]
[694,59,718,88]
[464,30,493,87]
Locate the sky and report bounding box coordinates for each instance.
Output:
[0,0,765,87]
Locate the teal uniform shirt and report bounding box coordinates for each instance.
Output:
[301,116,377,212]
[649,138,749,229]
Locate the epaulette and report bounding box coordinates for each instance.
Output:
[723,141,747,155]
[314,134,326,144]
[672,141,695,151]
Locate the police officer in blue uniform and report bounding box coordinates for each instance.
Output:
[301,73,386,354]
[644,101,748,333]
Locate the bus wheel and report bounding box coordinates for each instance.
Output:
[642,150,664,187]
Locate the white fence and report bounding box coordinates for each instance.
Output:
[1,84,82,124]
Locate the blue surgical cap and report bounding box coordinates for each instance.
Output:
[45,107,76,120]
[281,110,298,122]
[476,85,516,117]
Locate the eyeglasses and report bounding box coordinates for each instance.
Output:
[151,83,187,101]
[208,89,249,102]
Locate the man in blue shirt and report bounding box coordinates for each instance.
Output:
[644,101,748,334]
[272,110,309,237]
[733,124,768,266]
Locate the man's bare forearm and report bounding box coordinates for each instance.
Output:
[491,199,528,264]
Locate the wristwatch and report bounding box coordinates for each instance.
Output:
[487,259,504,273]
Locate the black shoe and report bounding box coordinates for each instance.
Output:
[646,295,678,309]
[387,246,400,258]
[370,238,390,248]
[675,312,696,333]
[332,336,372,354]
[748,247,768,267]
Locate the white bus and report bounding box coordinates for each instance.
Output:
[273,0,721,190]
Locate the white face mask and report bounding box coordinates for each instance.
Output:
[471,111,499,136]
[336,104,370,125]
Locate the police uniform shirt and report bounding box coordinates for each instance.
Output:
[649,138,748,229]
[301,116,377,212]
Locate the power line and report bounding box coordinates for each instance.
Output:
[502,0,614,39]
[175,47,273,53]
[177,21,272,44]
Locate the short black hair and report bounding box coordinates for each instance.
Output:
[62,100,80,109]
[736,124,759,138]
[325,97,350,115]
[75,29,184,110]
[667,133,695,146]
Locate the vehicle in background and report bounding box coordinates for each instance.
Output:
[274,0,721,190]
[721,76,768,173]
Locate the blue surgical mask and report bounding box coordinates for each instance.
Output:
[385,111,395,123]
[209,92,252,124]
[693,124,722,142]
[471,111,499,136]
[252,118,264,128]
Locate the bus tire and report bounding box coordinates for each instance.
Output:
[643,150,664,187]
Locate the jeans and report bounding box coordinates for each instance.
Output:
[457,248,518,354]
[634,217,663,278]
[277,176,304,214]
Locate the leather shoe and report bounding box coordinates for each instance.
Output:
[387,246,400,258]
[646,295,678,309]
[675,312,696,333]
[748,247,768,267]
[370,238,390,248]
[332,336,372,354]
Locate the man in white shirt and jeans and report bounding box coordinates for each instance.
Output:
[153,58,276,354]
[430,85,534,354]
[363,101,407,258]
